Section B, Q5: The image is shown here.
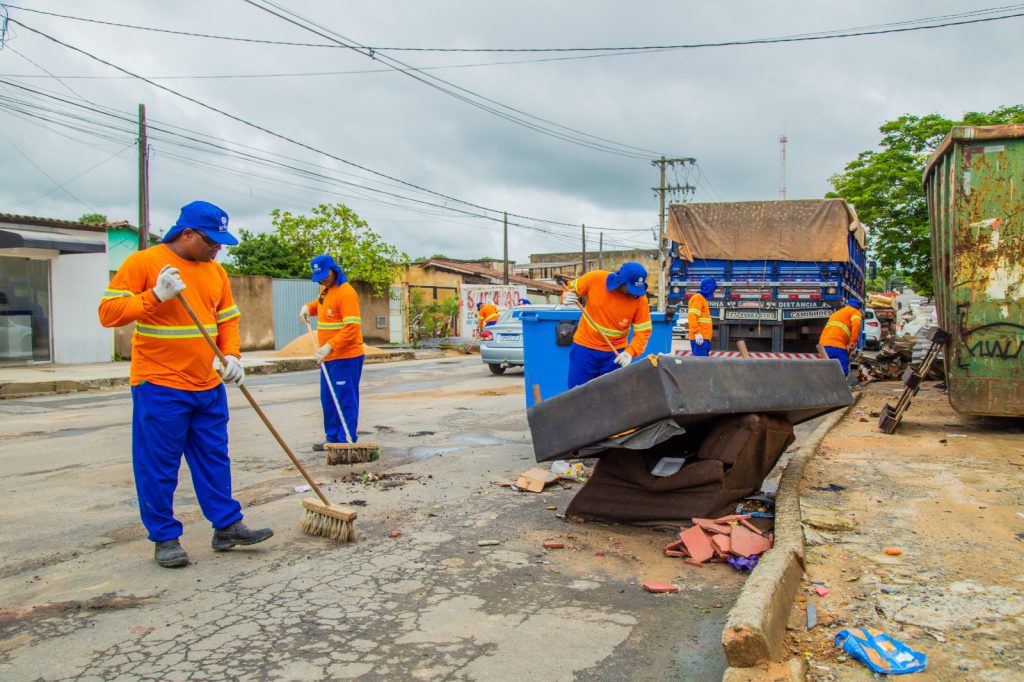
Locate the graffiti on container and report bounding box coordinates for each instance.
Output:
[956,303,1024,367]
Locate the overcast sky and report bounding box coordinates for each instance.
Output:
[1,1,1021,263]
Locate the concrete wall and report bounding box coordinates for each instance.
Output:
[350,281,390,344]
[53,252,112,363]
[228,275,275,351]
[402,263,464,290]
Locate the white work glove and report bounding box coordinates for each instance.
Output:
[299,304,311,323]
[314,343,332,363]
[153,265,185,302]
[694,333,705,345]
[614,351,633,368]
[562,291,578,305]
[214,355,244,385]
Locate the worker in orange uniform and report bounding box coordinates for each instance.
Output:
[687,277,717,356]
[99,200,272,569]
[300,254,365,448]
[819,298,863,376]
[562,262,652,388]
[477,300,499,331]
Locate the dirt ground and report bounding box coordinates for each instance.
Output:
[273,336,390,357]
[785,381,1024,681]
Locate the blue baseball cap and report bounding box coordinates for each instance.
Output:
[162,201,237,246]
[310,254,347,285]
[606,262,648,297]
[847,297,862,309]
[700,277,718,297]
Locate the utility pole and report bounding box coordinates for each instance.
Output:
[502,211,509,284]
[137,103,150,250]
[652,156,696,312]
[581,224,587,275]
[778,134,788,200]
[598,232,604,270]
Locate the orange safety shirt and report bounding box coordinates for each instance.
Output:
[98,243,240,390]
[820,305,863,350]
[687,292,713,341]
[478,303,499,329]
[307,282,364,361]
[570,270,652,356]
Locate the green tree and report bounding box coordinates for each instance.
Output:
[223,229,307,277]
[827,105,1024,297]
[79,213,107,224]
[271,204,408,294]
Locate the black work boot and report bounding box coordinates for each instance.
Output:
[212,521,274,551]
[154,539,189,568]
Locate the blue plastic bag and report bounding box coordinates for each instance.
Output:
[835,629,927,675]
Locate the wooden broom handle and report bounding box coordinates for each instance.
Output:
[557,281,620,355]
[175,293,332,507]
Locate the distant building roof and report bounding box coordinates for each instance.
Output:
[420,258,562,295]
[0,213,138,233]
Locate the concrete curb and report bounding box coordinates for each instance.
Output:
[0,351,416,399]
[721,398,858,669]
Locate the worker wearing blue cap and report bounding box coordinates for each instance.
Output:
[300,255,365,447]
[819,298,863,376]
[687,277,717,357]
[562,262,652,388]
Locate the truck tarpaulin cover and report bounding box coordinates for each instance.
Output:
[666,199,865,262]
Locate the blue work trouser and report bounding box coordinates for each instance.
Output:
[131,382,242,542]
[567,342,620,389]
[690,339,712,356]
[824,345,850,376]
[321,355,364,443]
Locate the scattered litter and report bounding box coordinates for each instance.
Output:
[924,630,947,643]
[129,626,155,635]
[811,483,846,492]
[549,460,586,478]
[815,586,830,597]
[726,555,759,571]
[806,604,817,629]
[650,457,687,477]
[514,467,560,493]
[594,551,605,557]
[834,629,927,675]
[642,581,680,594]
[294,484,312,494]
[884,548,903,556]
[664,513,774,568]
[542,540,565,549]
[944,434,967,438]
[545,505,557,510]
[477,540,500,547]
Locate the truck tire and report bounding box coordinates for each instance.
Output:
[488,364,506,375]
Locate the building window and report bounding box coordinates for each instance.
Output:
[0,256,51,363]
[376,315,387,329]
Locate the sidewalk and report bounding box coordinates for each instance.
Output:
[786,381,1024,679]
[0,347,417,398]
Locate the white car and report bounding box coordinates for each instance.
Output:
[862,309,882,350]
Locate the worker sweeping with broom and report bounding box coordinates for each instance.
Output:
[560,262,652,388]
[300,254,378,464]
[99,201,273,568]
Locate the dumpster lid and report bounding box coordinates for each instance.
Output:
[666,199,864,263]
[924,123,1024,184]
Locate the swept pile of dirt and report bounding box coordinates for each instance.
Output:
[274,336,387,358]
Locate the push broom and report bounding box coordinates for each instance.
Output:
[303,319,380,464]
[177,294,357,542]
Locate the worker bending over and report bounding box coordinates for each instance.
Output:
[300,255,365,447]
[99,201,272,568]
[563,262,652,388]
[819,298,863,376]
[477,300,499,331]
[687,277,717,356]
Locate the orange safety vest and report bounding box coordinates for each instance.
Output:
[569,270,652,356]
[306,282,364,361]
[687,292,713,341]
[820,305,863,350]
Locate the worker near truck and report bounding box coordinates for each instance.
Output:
[562,262,652,388]
[299,254,365,448]
[819,298,863,376]
[99,200,273,569]
[687,277,717,356]
[477,300,499,330]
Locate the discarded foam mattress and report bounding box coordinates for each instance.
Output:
[565,413,795,523]
[527,354,851,463]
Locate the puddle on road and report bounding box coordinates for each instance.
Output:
[389,445,467,460]
[450,433,506,446]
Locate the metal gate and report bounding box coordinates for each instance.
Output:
[272,278,321,350]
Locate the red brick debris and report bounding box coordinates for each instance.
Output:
[663,514,773,566]
[542,540,565,549]
[642,581,681,594]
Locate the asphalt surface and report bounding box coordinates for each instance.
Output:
[0,356,812,680]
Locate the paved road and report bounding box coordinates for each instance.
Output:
[0,357,811,680]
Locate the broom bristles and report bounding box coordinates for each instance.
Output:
[300,498,358,543]
[324,442,380,465]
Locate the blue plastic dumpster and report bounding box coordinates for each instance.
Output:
[521,309,673,407]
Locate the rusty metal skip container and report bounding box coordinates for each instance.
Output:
[923,124,1024,416]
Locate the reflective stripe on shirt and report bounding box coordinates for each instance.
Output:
[319,317,361,330]
[102,288,133,300]
[135,322,218,339]
[582,314,628,339]
[824,320,850,336]
[216,305,240,322]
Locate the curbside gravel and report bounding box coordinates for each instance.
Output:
[721,399,858,669]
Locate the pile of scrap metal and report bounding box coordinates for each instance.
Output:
[527,355,853,525]
[861,335,944,381]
